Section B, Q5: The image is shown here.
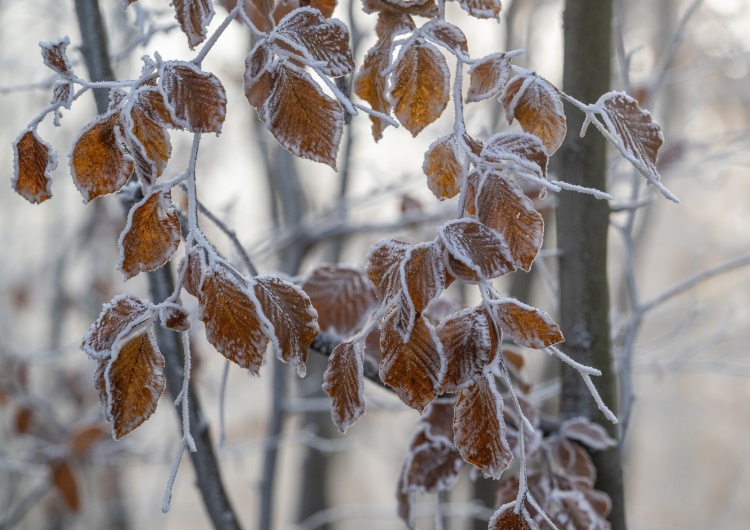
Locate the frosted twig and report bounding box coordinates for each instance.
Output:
[526,493,558,530]
[218,359,230,447]
[162,439,187,513]
[549,180,613,200]
[499,362,530,513]
[544,346,601,376]
[581,373,618,423]
[185,134,202,237]
[179,332,196,451]
[352,103,399,128]
[192,0,246,67]
[313,68,358,117]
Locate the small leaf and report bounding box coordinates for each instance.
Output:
[421,20,468,56]
[353,39,392,141]
[438,218,515,282]
[173,0,215,49]
[12,129,57,204]
[467,52,510,103]
[51,80,74,109]
[69,425,107,457]
[365,239,410,305]
[480,131,548,178]
[82,294,155,360]
[244,40,275,111]
[423,134,463,200]
[362,0,439,17]
[490,297,563,348]
[437,307,492,392]
[159,303,191,332]
[160,61,227,133]
[403,437,463,493]
[69,110,134,202]
[263,62,343,168]
[118,190,181,280]
[559,417,617,451]
[502,73,566,155]
[322,341,366,432]
[40,37,73,77]
[489,503,538,530]
[457,0,501,19]
[453,373,512,478]
[375,10,415,39]
[182,246,208,297]
[121,86,173,184]
[51,460,80,512]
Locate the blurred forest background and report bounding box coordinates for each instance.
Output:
[1,0,750,528]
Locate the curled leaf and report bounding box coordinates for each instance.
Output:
[121,86,173,184]
[40,37,74,77]
[173,0,215,49]
[12,129,57,204]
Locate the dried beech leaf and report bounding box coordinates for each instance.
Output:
[481,131,548,178]
[199,265,272,376]
[118,191,181,280]
[380,313,444,412]
[457,0,501,19]
[550,489,607,530]
[254,275,319,376]
[182,246,208,297]
[244,40,275,111]
[403,240,446,315]
[160,61,227,133]
[159,303,191,332]
[263,62,343,168]
[121,86,172,184]
[419,399,455,443]
[366,239,410,305]
[421,20,468,56]
[300,0,337,17]
[273,7,354,77]
[40,37,73,77]
[467,52,510,103]
[322,341,366,432]
[453,373,512,478]
[51,461,80,512]
[302,264,376,337]
[502,73,566,155]
[12,129,57,204]
[82,294,155,360]
[437,307,492,392]
[491,297,563,348]
[362,0,439,17]
[391,40,450,137]
[438,218,515,281]
[69,425,107,457]
[423,134,463,200]
[51,80,74,109]
[552,438,597,486]
[173,0,215,49]
[489,502,538,530]
[70,109,134,202]
[375,11,415,39]
[354,38,396,141]
[559,417,617,451]
[396,472,415,530]
[404,438,463,493]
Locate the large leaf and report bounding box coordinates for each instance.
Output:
[322,341,366,432]
[12,129,56,204]
[365,239,411,305]
[160,61,227,134]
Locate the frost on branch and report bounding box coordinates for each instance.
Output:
[423,134,463,200]
[12,130,57,204]
[322,341,366,432]
[172,0,215,49]
[159,61,227,134]
[467,52,511,103]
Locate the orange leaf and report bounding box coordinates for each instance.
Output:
[437,308,492,392]
[173,0,214,49]
[438,218,515,282]
[421,20,468,56]
[118,190,181,280]
[70,109,134,202]
[489,503,538,530]
[403,240,446,315]
[481,131,548,178]
[365,239,410,305]
[302,264,377,337]
[502,73,566,155]
[121,86,173,184]
[490,297,563,348]
[51,460,80,512]
[244,40,275,112]
[300,0,337,17]
[160,61,226,134]
[322,341,366,432]
[254,275,319,376]
[82,294,155,360]
[423,134,463,200]
[273,7,354,77]
[379,313,444,412]
[354,40,392,141]
[457,0,501,19]
[453,373,512,478]
[40,37,73,77]
[198,264,272,376]
[12,129,56,204]
[391,40,450,136]
[264,62,343,168]
[467,52,510,103]
[159,302,192,332]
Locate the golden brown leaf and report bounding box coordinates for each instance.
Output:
[12,129,56,204]
[118,191,181,280]
[490,298,563,348]
[173,0,214,49]
[70,109,134,202]
[40,37,73,77]
[375,10,415,38]
[423,134,463,200]
[438,218,515,281]
[391,41,450,137]
[457,0,501,19]
[453,374,512,478]
[403,240,446,315]
[353,39,393,141]
[421,20,468,56]
[502,73,566,155]
[159,303,191,332]
[160,61,227,134]
[182,246,208,297]
[51,460,80,512]
[481,131,548,178]
[322,341,366,432]
[82,294,155,360]
[121,86,172,184]
[244,40,275,112]
[263,62,343,168]
[300,0,337,17]
[467,52,510,103]
[365,239,410,305]
[489,503,538,530]
[437,308,492,393]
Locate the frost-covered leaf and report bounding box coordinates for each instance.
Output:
[437,307,492,393]
[264,62,343,168]
[182,245,208,297]
[51,80,74,109]
[453,373,512,478]
[82,294,155,360]
[51,460,80,512]
[302,264,376,337]
[173,0,214,49]
[375,10,416,38]
[160,61,226,133]
[300,0,337,17]
[118,190,181,280]
[99,330,165,439]
[12,129,56,204]
[421,20,468,56]
[438,218,515,281]
[380,313,444,412]
[70,109,134,202]
[322,341,365,432]
[420,399,455,444]
[391,40,450,137]
[551,438,596,486]
[467,52,510,103]
[159,303,191,332]
[490,297,563,348]
[198,264,273,376]
[362,0,438,17]
[254,275,319,376]
[423,134,463,200]
[244,40,275,111]
[273,7,354,77]
[550,489,608,530]
[457,0,501,20]
[403,240,446,315]
[481,131,548,178]
[559,417,617,451]
[502,73,566,155]
[40,37,73,77]
[489,503,538,530]
[121,86,172,184]
[354,40,393,141]
[402,436,463,495]
[366,239,410,305]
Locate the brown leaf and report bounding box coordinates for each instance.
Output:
[70,109,134,202]
[121,86,172,184]
[263,62,343,168]
[391,41,450,136]
[438,218,515,281]
[322,341,366,432]
[173,0,214,49]
[12,129,56,204]
[118,190,181,280]
[490,298,563,348]
[403,240,446,315]
[198,264,272,376]
[457,0,501,19]
[159,303,191,332]
[273,7,354,77]
[82,294,155,359]
[365,239,410,305]
[302,264,377,337]
[40,37,73,77]
[51,80,74,109]
[69,425,107,457]
[375,10,415,39]
[160,61,227,133]
[502,73,566,155]
[489,502,538,530]
[467,52,510,103]
[244,40,275,111]
[380,313,444,412]
[559,417,617,451]
[51,460,80,512]
[404,438,463,493]
[362,0,438,17]
[182,246,208,297]
[353,39,392,141]
[453,373,512,478]
[300,0,337,17]
[15,406,32,434]
[423,134,463,200]
[437,308,492,393]
[421,20,468,56]
[551,438,597,486]
[396,472,415,530]
[481,131,548,178]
